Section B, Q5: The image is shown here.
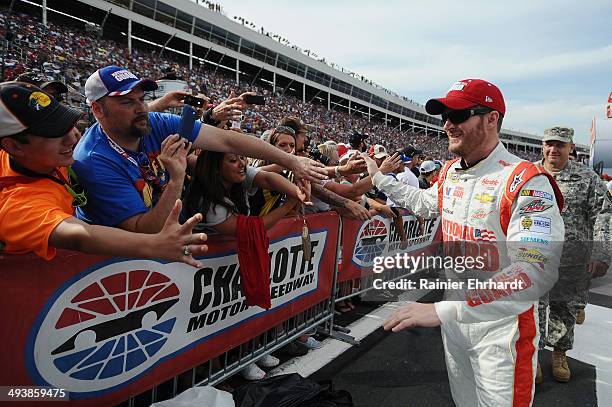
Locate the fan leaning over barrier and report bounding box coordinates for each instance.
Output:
[0,81,208,266]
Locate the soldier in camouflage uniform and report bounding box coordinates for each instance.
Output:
[534,126,611,383]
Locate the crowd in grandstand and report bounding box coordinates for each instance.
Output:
[1,10,548,163]
[1,10,460,161]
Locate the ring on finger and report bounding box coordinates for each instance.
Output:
[183,245,191,256]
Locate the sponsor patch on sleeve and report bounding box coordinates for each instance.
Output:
[520,236,549,245]
[519,215,552,235]
[520,189,553,201]
[509,168,527,193]
[518,199,553,214]
[516,248,549,264]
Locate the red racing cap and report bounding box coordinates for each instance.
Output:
[425,79,505,117]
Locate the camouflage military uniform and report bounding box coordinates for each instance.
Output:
[535,129,611,351]
[571,185,612,311]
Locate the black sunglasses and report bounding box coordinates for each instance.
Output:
[441,108,492,125]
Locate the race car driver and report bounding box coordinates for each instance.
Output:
[363,79,565,407]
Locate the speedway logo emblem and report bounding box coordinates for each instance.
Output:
[352,217,389,266]
[29,233,326,397]
[351,215,438,268]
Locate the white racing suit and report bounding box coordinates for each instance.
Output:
[373,142,565,407]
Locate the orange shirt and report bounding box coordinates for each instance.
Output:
[0,151,73,259]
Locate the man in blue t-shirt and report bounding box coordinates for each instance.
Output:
[74,66,326,233]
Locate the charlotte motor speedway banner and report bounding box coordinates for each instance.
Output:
[0,212,339,406]
[340,210,441,282]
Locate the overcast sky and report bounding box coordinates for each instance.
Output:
[211,0,612,146]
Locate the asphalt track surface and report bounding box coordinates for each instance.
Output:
[309,294,604,407]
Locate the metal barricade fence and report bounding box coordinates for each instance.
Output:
[118,214,441,406]
[328,213,442,345]
[121,299,333,407]
[334,241,444,307]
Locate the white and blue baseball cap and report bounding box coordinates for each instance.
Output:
[85,65,157,104]
[420,160,437,174]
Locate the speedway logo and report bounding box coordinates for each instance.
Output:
[351,215,438,268]
[28,233,326,397]
[352,217,389,267]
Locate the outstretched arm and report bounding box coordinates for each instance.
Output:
[363,154,439,217]
[193,125,327,182]
[253,170,310,204]
[50,200,208,267]
[311,183,371,221]
[210,199,300,236]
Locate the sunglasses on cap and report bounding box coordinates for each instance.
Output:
[274,126,296,136]
[441,108,492,125]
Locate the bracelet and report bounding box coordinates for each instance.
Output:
[334,166,342,178]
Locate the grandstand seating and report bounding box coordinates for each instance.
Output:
[0,10,544,161]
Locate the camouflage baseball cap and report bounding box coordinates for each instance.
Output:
[543,126,574,143]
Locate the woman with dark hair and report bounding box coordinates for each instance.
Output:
[183,150,308,380]
[184,150,307,235]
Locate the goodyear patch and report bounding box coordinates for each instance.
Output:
[519,215,551,235]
